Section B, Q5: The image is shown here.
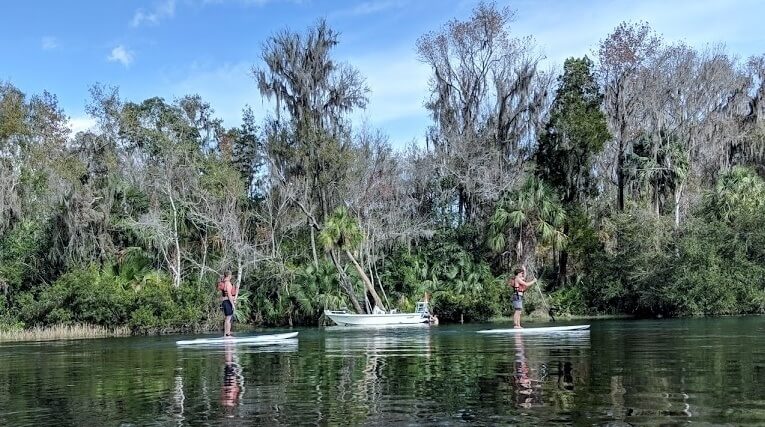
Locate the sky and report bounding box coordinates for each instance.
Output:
[2,0,764,148]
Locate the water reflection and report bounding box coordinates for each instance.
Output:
[504,332,590,411]
[221,343,244,414]
[170,337,300,424]
[321,327,436,422]
[4,318,765,425]
[557,361,574,391]
[324,327,432,357]
[513,333,535,409]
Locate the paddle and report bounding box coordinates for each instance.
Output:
[531,269,555,322]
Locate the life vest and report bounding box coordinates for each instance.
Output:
[513,277,524,297]
[218,280,236,297]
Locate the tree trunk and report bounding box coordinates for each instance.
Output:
[199,234,207,287]
[236,254,243,296]
[372,257,389,308]
[674,183,683,228]
[167,185,182,288]
[345,249,385,310]
[617,142,625,211]
[557,222,571,286]
[654,183,660,217]
[309,225,319,269]
[270,218,277,258]
[330,250,364,314]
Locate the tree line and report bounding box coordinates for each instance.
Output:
[1,3,764,332]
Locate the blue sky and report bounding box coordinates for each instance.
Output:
[2,0,764,148]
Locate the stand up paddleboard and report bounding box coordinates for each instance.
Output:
[477,325,589,334]
[176,332,298,345]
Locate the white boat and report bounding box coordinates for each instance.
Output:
[324,302,431,326]
[477,325,590,334]
[176,331,298,345]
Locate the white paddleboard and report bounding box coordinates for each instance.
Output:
[176,332,298,345]
[477,325,590,334]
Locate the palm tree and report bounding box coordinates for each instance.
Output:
[488,176,567,264]
[625,131,688,221]
[290,262,347,322]
[319,207,385,311]
[705,166,765,222]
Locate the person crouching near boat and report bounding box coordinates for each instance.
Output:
[429,314,439,325]
[218,271,237,337]
[510,266,537,329]
[423,292,439,325]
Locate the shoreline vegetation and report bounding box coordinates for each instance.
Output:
[0,322,223,343]
[0,324,130,343]
[1,4,764,335]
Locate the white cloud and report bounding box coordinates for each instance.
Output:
[41,36,58,50]
[131,0,176,27]
[108,45,135,67]
[68,116,97,134]
[349,49,431,147]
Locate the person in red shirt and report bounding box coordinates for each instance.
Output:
[510,266,537,328]
[218,271,237,337]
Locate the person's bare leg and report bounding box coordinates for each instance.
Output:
[514,311,523,328]
[224,315,232,336]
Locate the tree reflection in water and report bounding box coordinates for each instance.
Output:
[6,320,765,425]
[165,329,592,424]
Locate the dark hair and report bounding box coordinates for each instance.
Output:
[514,268,524,276]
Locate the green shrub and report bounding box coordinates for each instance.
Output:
[0,220,46,295]
[381,229,503,322]
[549,284,587,316]
[12,265,215,333]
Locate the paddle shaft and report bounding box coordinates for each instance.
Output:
[530,268,554,322]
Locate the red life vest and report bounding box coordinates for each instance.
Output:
[218,280,237,297]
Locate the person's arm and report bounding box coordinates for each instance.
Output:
[227,283,236,307]
[522,266,537,285]
[517,278,536,290]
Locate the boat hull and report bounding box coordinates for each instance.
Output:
[324,310,429,326]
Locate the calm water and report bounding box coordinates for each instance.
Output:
[1,317,764,426]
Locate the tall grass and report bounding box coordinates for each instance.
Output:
[0,324,131,342]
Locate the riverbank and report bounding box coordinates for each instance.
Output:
[0,322,223,343]
[0,324,131,343]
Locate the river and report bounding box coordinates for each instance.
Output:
[1,317,764,425]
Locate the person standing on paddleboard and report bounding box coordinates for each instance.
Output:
[510,266,537,328]
[218,271,237,337]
